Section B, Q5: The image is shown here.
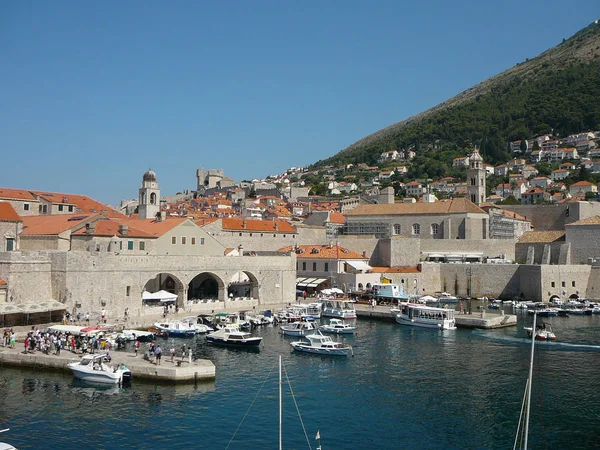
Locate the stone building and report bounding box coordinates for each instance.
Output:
[138,169,161,220]
[467,148,486,205]
[0,202,22,252]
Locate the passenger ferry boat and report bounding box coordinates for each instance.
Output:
[320,299,357,319]
[391,303,456,330]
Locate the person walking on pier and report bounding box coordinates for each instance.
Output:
[169,345,175,363]
[134,340,140,357]
[155,344,162,365]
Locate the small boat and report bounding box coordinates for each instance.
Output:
[0,428,17,450]
[153,321,197,336]
[118,329,156,342]
[280,321,317,337]
[319,318,356,335]
[524,321,556,341]
[320,299,357,319]
[391,303,456,330]
[436,292,459,303]
[290,331,353,356]
[206,326,263,347]
[67,354,132,385]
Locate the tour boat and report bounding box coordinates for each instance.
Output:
[524,322,556,341]
[391,303,456,330]
[206,326,263,347]
[153,321,197,336]
[67,354,132,385]
[320,299,357,319]
[290,331,353,356]
[319,318,356,335]
[280,321,317,337]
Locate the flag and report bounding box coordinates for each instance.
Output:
[315,430,320,440]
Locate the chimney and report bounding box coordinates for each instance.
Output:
[119,224,129,236]
[85,222,96,235]
[274,222,279,231]
[242,221,247,229]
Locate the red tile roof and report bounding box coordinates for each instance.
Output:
[222,218,296,233]
[29,190,126,218]
[71,219,155,238]
[0,188,37,201]
[21,214,99,236]
[0,202,22,222]
[278,244,366,259]
[346,197,486,216]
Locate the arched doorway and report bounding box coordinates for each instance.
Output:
[143,273,184,308]
[227,271,259,300]
[188,273,224,301]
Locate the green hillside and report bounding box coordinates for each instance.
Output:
[312,21,600,170]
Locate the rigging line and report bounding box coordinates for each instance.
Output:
[282,361,313,450]
[225,359,278,450]
[513,377,529,450]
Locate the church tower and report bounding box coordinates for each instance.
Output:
[467,148,486,205]
[138,169,161,219]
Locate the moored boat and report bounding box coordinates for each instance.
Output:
[153,321,197,336]
[67,354,132,385]
[319,318,356,334]
[290,331,353,356]
[391,303,456,330]
[280,321,317,336]
[320,299,357,319]
[206,326,262,347]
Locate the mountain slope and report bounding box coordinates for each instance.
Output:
[313,21,600,168]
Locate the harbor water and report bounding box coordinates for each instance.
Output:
[1,312,600,449]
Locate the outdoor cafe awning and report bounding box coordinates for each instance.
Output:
[296,278,328,288]
[345,260,372,272]
[0,300,66,315]
[142,290,177,302]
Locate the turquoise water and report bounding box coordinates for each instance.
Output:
[1,312,600,449]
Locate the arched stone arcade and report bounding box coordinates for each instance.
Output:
[188,272,225,301]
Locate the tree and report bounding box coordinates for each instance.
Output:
[520,139,528,152]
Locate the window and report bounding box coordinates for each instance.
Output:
[551,281,555,288]
[324,262,329,272]
[239,232,242,237]
[302,262,306,271]
[201,238,205,245]
[561,281,565,288]
[6,238,15,251]
[127,241,134,250]
[23,203,29,211]
[191,237,196,245]
[182,237,187,245]
[171,236,177,245]
[69,205,74,212]
[139,241,145,251]
[572,281,576,287]
[393,224,401,235]
[42,204,48,213]
[431,223,439,235]
[126,286,131,297]
[58,205,64,212]
[313,262,317,271]
[412,223,420,235]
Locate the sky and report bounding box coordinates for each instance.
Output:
[1,1,598,205]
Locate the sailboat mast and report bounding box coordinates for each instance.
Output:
[279,354,282,450]
[524,312,537,450]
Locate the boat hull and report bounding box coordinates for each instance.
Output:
[68,366,131,385]
[394,315,456,330]
[319,326,356,335]
[206,336,262,347]
[290,343,352,356]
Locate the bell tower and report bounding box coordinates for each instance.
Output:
[138,169,161,219]
[467,148,486,205]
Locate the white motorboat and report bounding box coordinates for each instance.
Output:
[524,322,556,341]
[0,428,17,450]
[436,292,459,303]
[206,326,263,347]
[391,303,456,330]
[320,299,357,319]
[290,331,353,356]
[319,318,356,335]
[67,354,132,385]
[280,321,317,336]
[181,318,213,334]
[153,321,197,336]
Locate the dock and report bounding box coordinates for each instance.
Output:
[355,304,517,329]
[0,345,215,384]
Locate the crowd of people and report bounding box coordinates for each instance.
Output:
[21,328,113,357]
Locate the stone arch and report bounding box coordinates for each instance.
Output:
[227,271,259,300]
[188,272,226,301]
[144,273,185,307]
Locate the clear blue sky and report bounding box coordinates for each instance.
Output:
[1,1,598,205]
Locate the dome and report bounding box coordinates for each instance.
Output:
[470,148,483,161]
[143,169,157,182]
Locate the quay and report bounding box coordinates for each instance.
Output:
[0,343,215,384]
[355,303,518,329]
